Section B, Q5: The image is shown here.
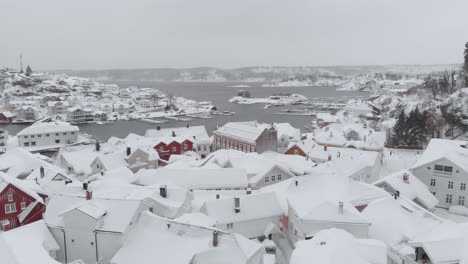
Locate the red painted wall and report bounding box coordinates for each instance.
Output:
[0,184,44,229]
[155,140,194,160]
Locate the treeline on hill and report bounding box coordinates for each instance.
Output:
[390,41,468,146]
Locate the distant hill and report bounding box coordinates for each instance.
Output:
[53,64,461,82]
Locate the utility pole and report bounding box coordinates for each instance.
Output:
[19,53,24,73]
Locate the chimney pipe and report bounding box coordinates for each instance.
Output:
[156,126,160,130]
[83,182,88,191]
[40,166,45,178]
[234,197,240,213]
[338,201,344,214]
[172,131,176,137]
[86,190,92,200]
[160,185,167,198]
[95,141,100,152]
[246,188,252,195]
[403,173,409,184]
[186,123,189,128]
[126,147,131,156]
[295,180,298,186]
[394,190,400,200]
[212,230,219,247]
[216,194,220,199]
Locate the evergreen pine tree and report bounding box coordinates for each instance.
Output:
[464,42,468,87]
[25,65,32,76]
[391,111,407,146]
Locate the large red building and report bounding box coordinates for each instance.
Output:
[0,173,46,231]
[154,137,194,161]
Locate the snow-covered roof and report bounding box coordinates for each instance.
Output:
[145,125,209,139]
[361,196,444,254]
[42,180,191,219]
[110,212,265,264]
[0,148,52,178]
[0,172,44,203]
[412,138,468,172]
[0,111,14,118]
[136,168,249,190]
[55,144,118,176]
[16,121,78,136]
[45,194,144,232]
[373,169,438,209]
[290,228,387,264]
[285,174,388,222]
[214,122,267,144]
[200,192,283,224]
[94,153,128,170]
[314,123,385,150]
[260,151,316,175]
[0,220,60,264]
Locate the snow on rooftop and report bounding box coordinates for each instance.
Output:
[0,220,61,264]
[0,172,44,203]
[145,125,209,139]
[214,122,266,144]
[45,194,143,232]
[412,138,468,172]
[373,169,438,209]
[287,174,388,219]
[136,168,249,190]
[16,121,78,136]
[110,212,264,264]
[361,196,444,253]
[290,228,386,264]
[200,192,283,224]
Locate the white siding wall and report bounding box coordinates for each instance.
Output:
[411,158,468,209]
[18,131,78,147]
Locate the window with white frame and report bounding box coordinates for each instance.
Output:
[434,165,453,177]
[294,149,299,155]
[430,179,436,186]
[20,202,26,210]
[183,144,188,150]
[459,196,465,206]
[446,194,453,204]
[7,194,13,202]
[265,177,269,183]
[448,181,454,189]
[271,175,276,181]
[461,183,466,191]
[5,203,17,214]
[278,174,282,180]
[227,223,234,229]
[172,146,176,152]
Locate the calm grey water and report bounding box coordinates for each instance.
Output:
[1,82,369,140]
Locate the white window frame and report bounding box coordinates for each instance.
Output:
[21,202,27,210]
[4,203,17,214]
[7,194,13,202]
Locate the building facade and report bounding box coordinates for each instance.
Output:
[213,122,277,154]
[17,121,79,148]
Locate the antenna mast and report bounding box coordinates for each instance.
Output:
[19,53,23,73]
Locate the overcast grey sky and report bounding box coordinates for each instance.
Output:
[1,0,467,70]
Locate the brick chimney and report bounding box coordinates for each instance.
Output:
[86,190,92,200]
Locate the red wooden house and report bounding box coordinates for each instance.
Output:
[0,173,46,231]
[154,137,194,161]
[0,111,13,123]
